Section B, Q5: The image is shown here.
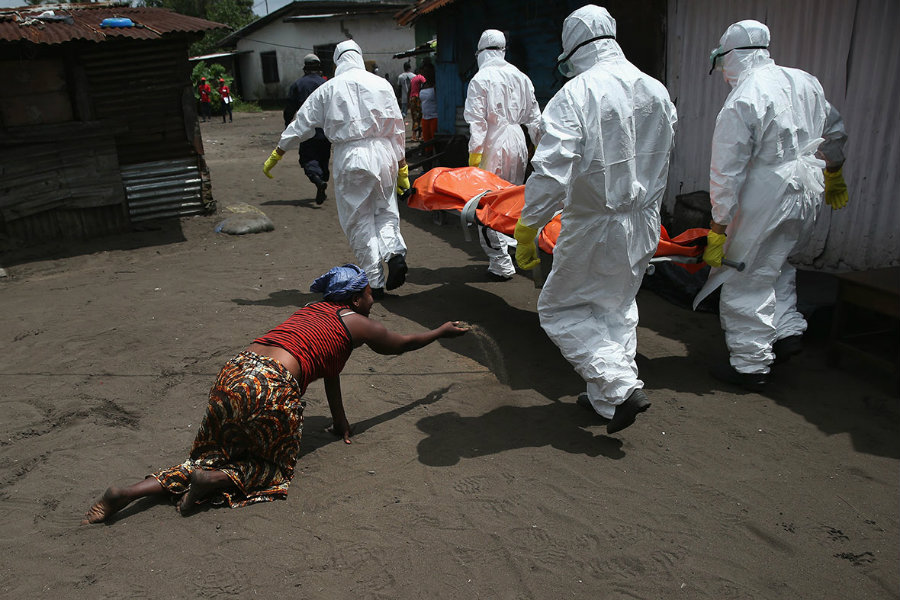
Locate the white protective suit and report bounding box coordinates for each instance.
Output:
[521,5,676,418]
[694,20,847,374]
[465,29,542,278]
[278,40,407,290]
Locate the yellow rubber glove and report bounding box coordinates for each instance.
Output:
[703,231,727,268]
[823,167,848,210]
[468,152,483,168]
[263,149,282,179]
[514,220,541,271]
[396,164,410,195]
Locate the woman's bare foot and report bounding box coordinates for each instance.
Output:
[177,469,231,516]
[81,487,131,524]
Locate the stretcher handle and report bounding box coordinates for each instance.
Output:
[460,192,489,242]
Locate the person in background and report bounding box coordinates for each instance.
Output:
[218,78,233,123]
[82,264,470,524]
[198,77,211,122]
[283,54,332,205]
[264,41,411,299]
[464,28,542,281]
[397,61,415,119]
[419,62,438,144]
[408,66,426,142]
[695,19,848,391]
[514,5,677,434]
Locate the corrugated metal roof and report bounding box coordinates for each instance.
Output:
[396,0,458,26]
[0,4,226,45]
[666,0,900,271]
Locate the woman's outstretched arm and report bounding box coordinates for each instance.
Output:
[343,316,468,355]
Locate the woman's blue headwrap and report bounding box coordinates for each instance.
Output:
[310,264,370,302]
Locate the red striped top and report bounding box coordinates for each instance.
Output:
[252,301,353,394]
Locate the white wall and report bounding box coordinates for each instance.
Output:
[666,0,900,271]
[235,13,415,102]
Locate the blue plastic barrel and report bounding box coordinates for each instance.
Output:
[100,17,134,28]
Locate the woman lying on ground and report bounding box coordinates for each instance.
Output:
[83,264,469,524]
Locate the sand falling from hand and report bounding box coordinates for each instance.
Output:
[458,322,509,385]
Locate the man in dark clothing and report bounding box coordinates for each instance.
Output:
[283,54,332,205]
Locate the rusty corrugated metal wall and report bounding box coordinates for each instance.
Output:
[80,38,215,222]
[80,39,200,165]
[666,0,900,271]
[0,36,212,242]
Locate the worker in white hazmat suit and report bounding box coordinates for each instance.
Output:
[695,20,848,390]
[464,29,542,280]
[263,40,411,299]
[514,5,676,434]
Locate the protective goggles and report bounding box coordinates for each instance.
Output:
[555,34,615,78]
[336,47,361,61]
[708,45,768,74]
[476,45,505,55]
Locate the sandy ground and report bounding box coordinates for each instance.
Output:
[1,110,898,599]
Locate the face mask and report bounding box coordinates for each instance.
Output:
[708,45,768,74]
[555,34,615,78]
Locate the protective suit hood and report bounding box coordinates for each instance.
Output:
[558,4,621,77]
[713,20,772,86]
[476,29,506,69]
[334,40,365,76]
[720,19,770,52]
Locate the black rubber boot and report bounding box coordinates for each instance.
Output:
[773,335,803,365]
[709,361,767,392]
[486,271,513,282]
[386,255,408,291]
[576,393,611,423]
[315,181,327,205]
[607,389,651,434]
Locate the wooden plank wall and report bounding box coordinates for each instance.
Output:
[0,121,128,239]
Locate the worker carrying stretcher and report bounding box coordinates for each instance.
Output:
[405,165,714,277]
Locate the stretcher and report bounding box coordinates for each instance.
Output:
[405,167,742,286]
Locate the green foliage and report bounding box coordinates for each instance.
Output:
[138,0,255,56]
[192,61,236,113]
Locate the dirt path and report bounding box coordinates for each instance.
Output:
[0,110,897,599]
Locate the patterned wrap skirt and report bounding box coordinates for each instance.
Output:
[409,96,422,134]
[152,351,305,508]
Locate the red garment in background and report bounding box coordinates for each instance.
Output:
[409,74,425,99]
[421,118,437,142]
[199,83,211,103]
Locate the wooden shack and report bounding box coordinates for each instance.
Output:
[0,4,226,243]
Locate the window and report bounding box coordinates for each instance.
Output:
[260,51,279,83]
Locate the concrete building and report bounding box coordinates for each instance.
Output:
[219,1,415,103]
